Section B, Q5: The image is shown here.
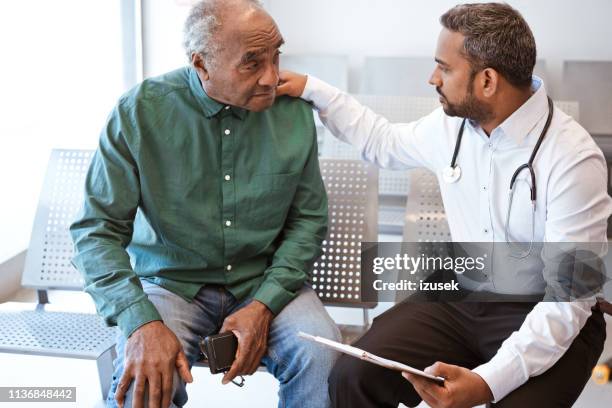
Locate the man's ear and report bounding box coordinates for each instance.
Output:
[191,52,210,81]
[480,68,499,98]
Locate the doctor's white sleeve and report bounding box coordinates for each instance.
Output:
[472,147,611,402]
[301,75,448,172]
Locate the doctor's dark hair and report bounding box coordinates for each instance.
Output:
[440,3,536,88]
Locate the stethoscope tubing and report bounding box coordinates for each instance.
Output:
[445,96,554,258]
[508,96,555,202]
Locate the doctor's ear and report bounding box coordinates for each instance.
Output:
[480,68,499,98]
[192,52,210,81]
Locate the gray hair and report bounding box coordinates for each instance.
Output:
[183,0,263,67]
[440,3,536,88]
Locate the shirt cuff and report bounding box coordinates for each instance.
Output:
[116,299,163,339]
[253,278,298,315]
[301,74,339,112]
[472,348,529,403]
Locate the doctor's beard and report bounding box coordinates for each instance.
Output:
[437,77,494,124]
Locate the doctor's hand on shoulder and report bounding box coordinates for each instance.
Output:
[403,362,493,408]
[277,71,308,98]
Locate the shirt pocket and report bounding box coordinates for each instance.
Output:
[252,172,300,189]
[246,171,301,229]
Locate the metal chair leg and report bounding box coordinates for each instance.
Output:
[363,308,371,329]
[96,344,117,400]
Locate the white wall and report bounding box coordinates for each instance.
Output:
[0,1,126,263]
[142,0,612,98]
[142,0,192,78]
[267,0,612,95]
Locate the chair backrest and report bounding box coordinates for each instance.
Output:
[22,149,94,290]
[313,159,378,307]
[321,95,440,197]
[355,94,441,122]
[321,133,413,198]
[22,151,379,308]
[561,60,612,134]
[321,129,360,161]
[403,168,451,243]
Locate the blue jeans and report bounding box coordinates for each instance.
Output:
[106,280,341,408]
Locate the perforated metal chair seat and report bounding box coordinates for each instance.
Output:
[0,309,115,359]
[319,96,441,199]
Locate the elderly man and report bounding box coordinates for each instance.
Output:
[70,1,339,407]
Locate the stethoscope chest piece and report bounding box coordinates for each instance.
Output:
[443,165,461,184]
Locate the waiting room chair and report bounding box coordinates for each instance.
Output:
[402,168,451,243]
[0,149,116,399]
[0,150,379,398]
[561,60,612,135]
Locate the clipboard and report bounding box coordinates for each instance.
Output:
[298,331,445,384]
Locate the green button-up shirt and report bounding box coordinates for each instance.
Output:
[70,66,327,338]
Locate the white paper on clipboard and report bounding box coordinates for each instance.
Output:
[298,331,445,384]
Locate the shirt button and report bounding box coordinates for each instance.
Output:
[224,129,231,135]
[484,228,489,234]
[224,174,231,181]
[225,220,232,227]
[226,264,232,271]
[225,106,230,110]
[483,186,487,191]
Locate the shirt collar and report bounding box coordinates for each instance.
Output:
[188,66,247,120]
[496,75,549,145]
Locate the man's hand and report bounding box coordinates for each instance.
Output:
[220,300,274,384]
[596,298,612,315]
[115,321,193,408]
[276,71,308,98]
[402,362,493,408]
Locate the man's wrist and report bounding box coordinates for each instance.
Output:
[472,349,527,402]
[251,299,273,316]
[117,299,163,339]
[128,319,163,338]
[252,278,297,315]
[473,371,494,403]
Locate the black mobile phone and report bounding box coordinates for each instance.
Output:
[202,332,238,374]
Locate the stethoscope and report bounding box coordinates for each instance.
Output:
[442,96,554,258]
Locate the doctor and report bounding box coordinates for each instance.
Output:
[278,3,611,408]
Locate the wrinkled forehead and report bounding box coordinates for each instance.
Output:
[219,7,284,56]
